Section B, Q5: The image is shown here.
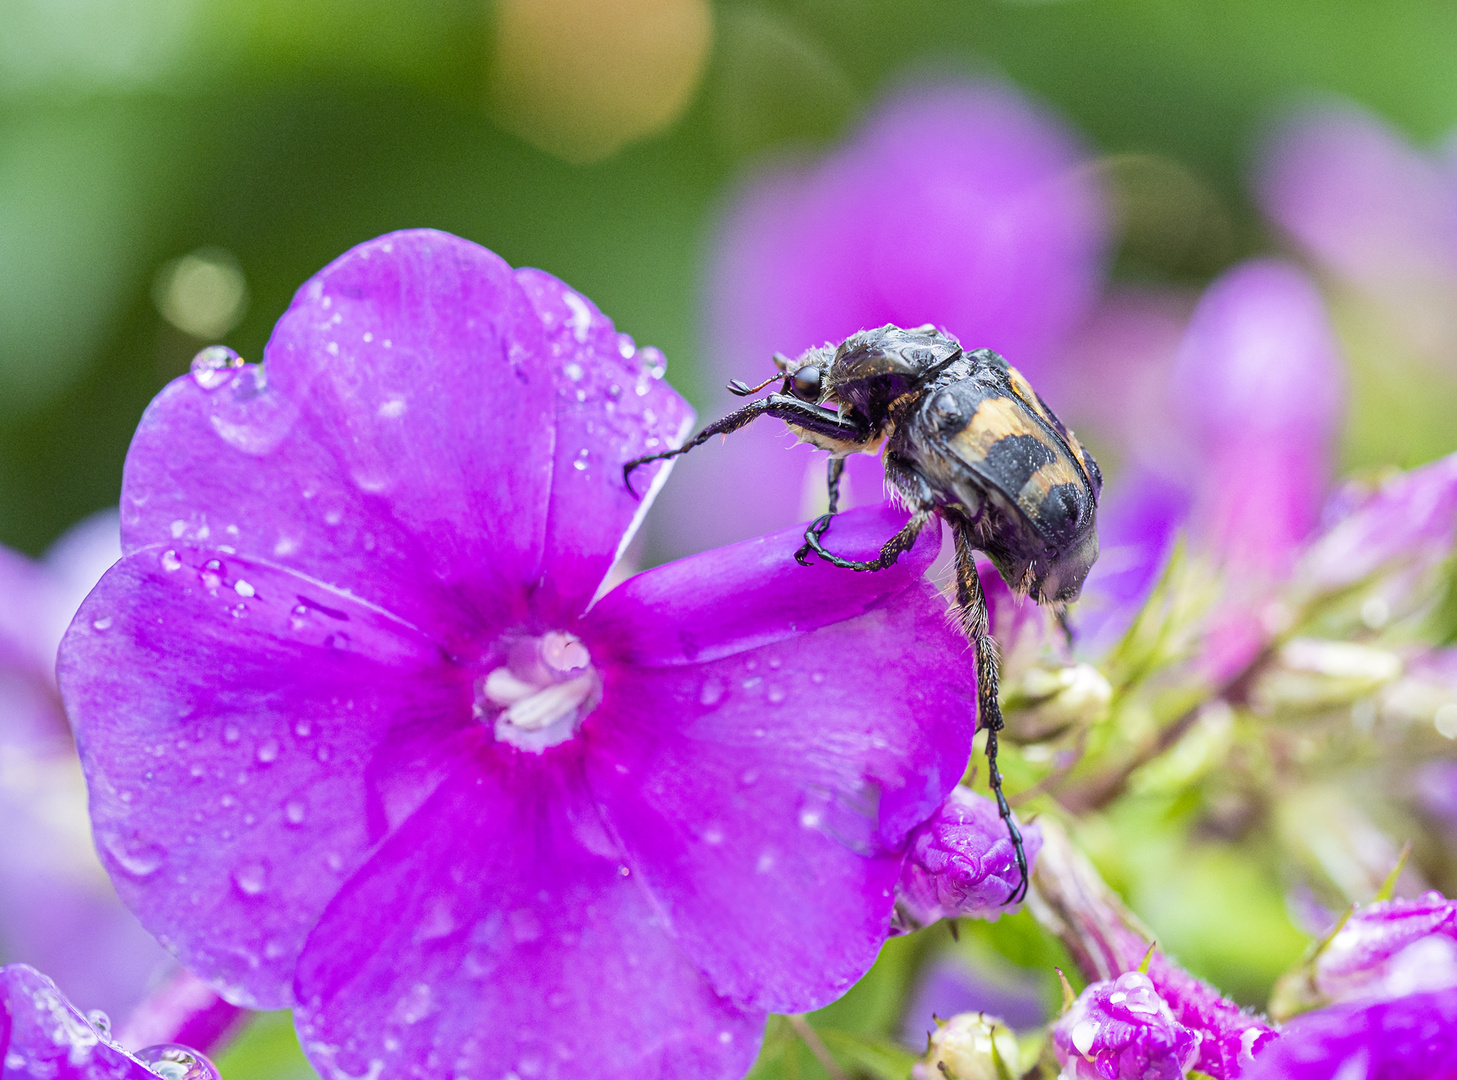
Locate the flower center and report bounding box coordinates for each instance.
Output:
[475,632,601,752]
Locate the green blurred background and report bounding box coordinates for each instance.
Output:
[5,0,1457,557]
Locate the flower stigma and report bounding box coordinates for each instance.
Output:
[475,631,602,752]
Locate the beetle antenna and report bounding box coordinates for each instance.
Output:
[727,373,782,398]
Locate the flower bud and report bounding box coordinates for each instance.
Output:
[1316,892,1457,1003]
[913,1012,1019,1080]
[1250,638,1401,714]
[1053,970,1200,1080]
[892,787,1042,933]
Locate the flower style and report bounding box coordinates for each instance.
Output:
[1053,970,1201,1080]
[891,786,1044,934]
[0,517,172,1019]
[1,962,219,1080]
[57,230,980,1080]
[654,78,1108,560]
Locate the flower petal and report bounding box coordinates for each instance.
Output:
[584,503,944,667]
[59,548,467,1008]
[294,752,763,1080]
[581,512,976,1012]
[117,231,556,652]
[513,268,694,619]
[1,963,156,1080]
[1243,988,1457,1080]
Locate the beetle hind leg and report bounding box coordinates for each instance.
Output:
[798,506,933,572]
[952,518,1030,905]
[795,459,846,566]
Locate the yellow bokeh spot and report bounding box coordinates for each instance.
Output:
[487,0,713,163]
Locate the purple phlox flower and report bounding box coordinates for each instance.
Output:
[1313,893,1457,1005]
[1242,988,1457,1080]
[1076,259,1344,675]
[0,516,172,1020]
[1,963,219,1080]
[901,955,1047,1048]
[1053,969,1201,1080]
[891,786,1042,934]
[1139,952,1277,1079]
[1256,101,1457,360]
[1293,451,1457,605]
[654,77,1108,560]
[58,230,978,1080]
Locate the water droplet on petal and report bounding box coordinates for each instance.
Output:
[105,836,166,878]
[161,550,183,572]
[739,767,760,787]
[234,580,255,598]
[255,738,279,764]
[699,678,725,707]
[92,616,113,631]
[190,345,244,391]
[284,800,306,825]
[232,861,268,897]
[86,1009,112,1037]
[767,685,786,705]
[639,345,667,379]
[134,1043,220,1080]
[616,333,636,359]
[222,724,241,745]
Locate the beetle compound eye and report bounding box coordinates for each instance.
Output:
[791,365,822,400]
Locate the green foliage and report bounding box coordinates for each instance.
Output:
[212,1012,319,1080]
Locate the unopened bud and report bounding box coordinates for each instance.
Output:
[1004,663,1112,741]
[913,1012,1019,1080]
[891,787,1041,933]
[1053,970,1200,1080]
[1251,638,1401,713]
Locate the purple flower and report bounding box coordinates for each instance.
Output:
[1242,989,1457,1080]
[1074,259,1344,666]
[1053,970,1201,1080]
[1314,893,1457,1005]
[1141,953,1277,1079]
[891,786,1042,934]
[1256,102,1457,328]
[57,230,978,1080]
[654,78,1109,559]
[0,517,172,1020]
[1,962,219,1080]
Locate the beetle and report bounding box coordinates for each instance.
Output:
[624,324,1102,903]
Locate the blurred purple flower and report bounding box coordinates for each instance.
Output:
[655,78,1109,559]
[1243,988,1457,1080]
[1256,102,1457,361]
[0,516,172,1021]
[890,786,1042,934]
[900,955,1047,1047]
[1074,260,1344,663]
[1,962,219,1080]
[57,230,978,1080]
[1053,969,1201,1080]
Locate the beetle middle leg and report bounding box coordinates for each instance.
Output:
[797,508,934,571]
[952,517,1030,905]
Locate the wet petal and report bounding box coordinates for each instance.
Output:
[1243,988,1457,1080]
[294,753,763,1080]
[585,503,944,666]
[514,268,693,619]
[1,963,157,1080]
[582,516,976,1012]
[119,231,557,651]
[58,549,464,1008]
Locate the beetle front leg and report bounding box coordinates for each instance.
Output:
[952,519,1029,905]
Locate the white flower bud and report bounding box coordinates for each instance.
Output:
[913,1013,1019,1080]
